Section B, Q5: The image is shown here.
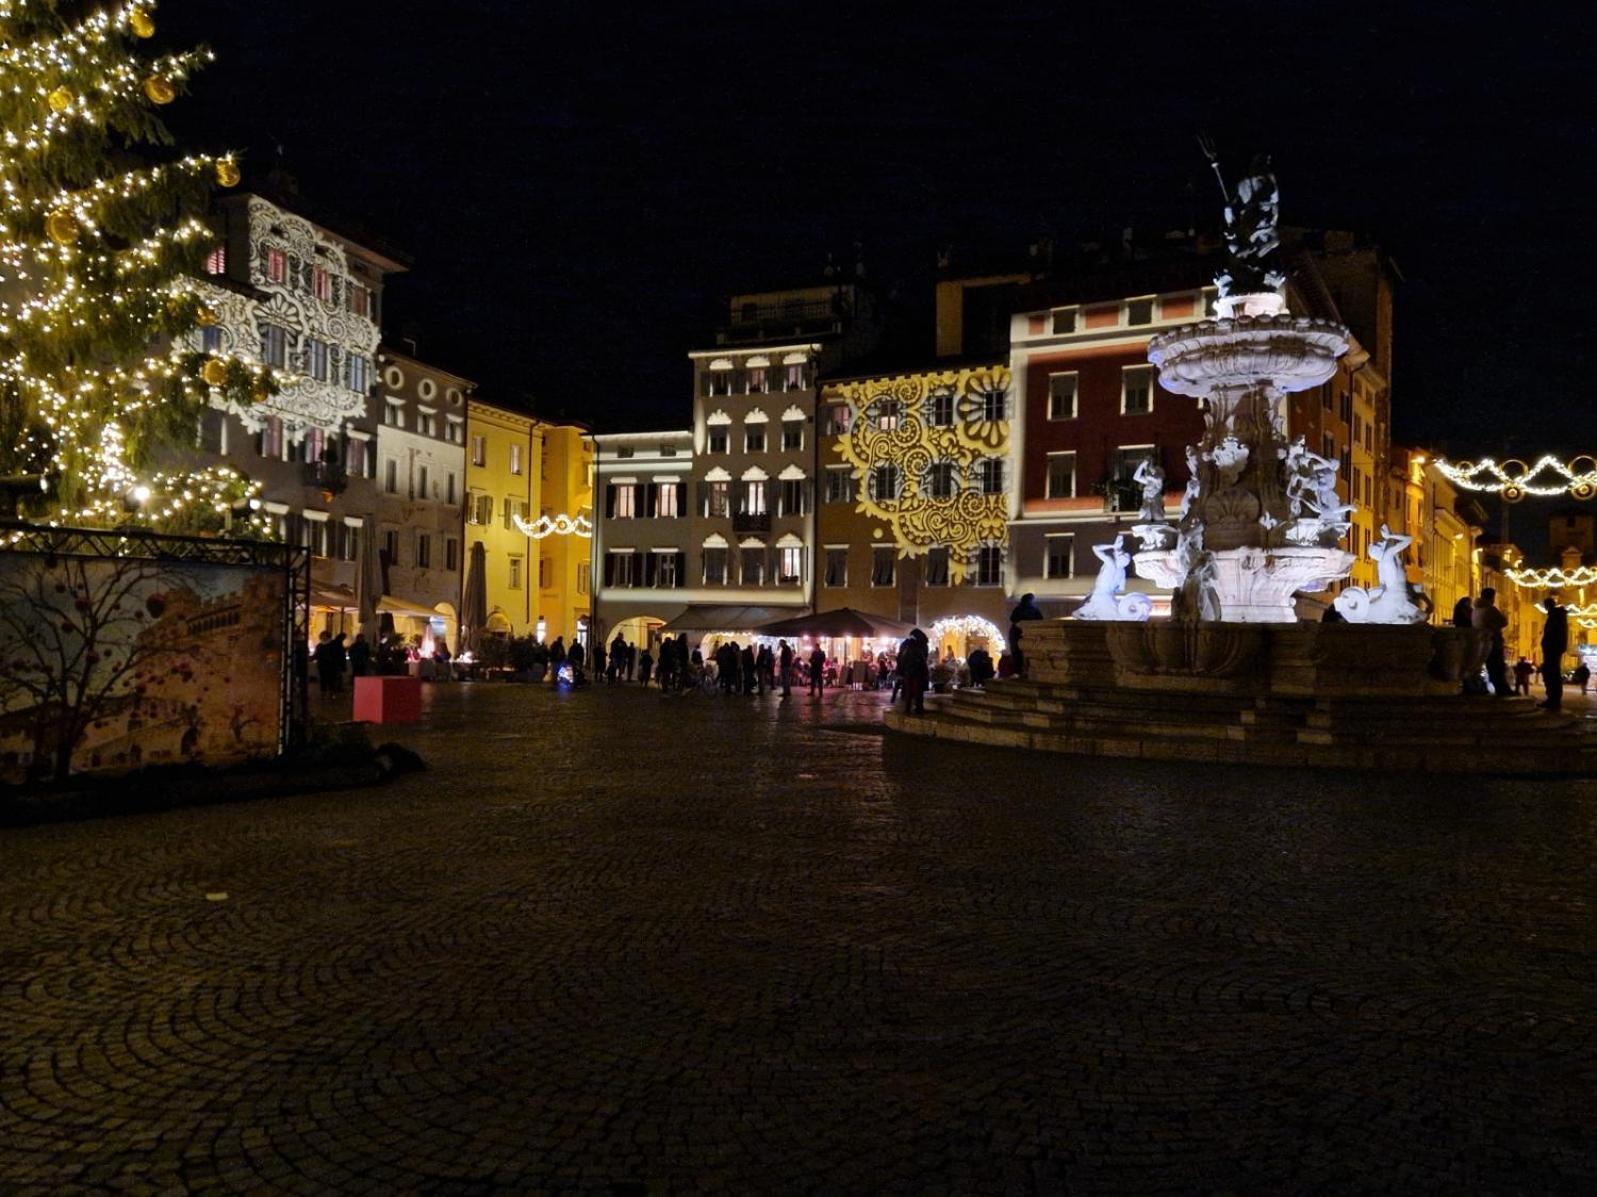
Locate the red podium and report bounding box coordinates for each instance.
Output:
[353,675,422,725]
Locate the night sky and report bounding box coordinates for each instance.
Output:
[160,1,1590,460]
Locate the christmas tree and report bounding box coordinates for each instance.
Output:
[0,0,274,533]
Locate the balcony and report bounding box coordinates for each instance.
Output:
[302,460,348,497]
[732,510,771,536]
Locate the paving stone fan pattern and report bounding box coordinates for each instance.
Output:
[1,685,1595,1194]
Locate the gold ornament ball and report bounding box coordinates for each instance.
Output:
[195,305,218,327]
[129,8,156,38]
[47,86,73,113]
[215,160,241,188]
[45,209,78,245]
[201,359,230,388]
[143,76,175,105]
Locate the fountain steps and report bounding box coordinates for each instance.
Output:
[889,684,1597,776]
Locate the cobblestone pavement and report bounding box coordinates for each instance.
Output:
[3,682,1596,1194]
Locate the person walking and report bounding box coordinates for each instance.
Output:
[1512,656,1535,697]
[1538,594,1569,711]
[328,633,348,693]
[778,640,793,697]
[638,646,654,687]
[348,632,372,677]
[898,628,930,715]
[608,634,625,684]
[1573,660,1591,695]
[808,645,826,697]
[313,631,335,695]
[1009,592,1043,679]
[1472,588,1510,698]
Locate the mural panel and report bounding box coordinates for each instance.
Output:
[828,365,1011,582]
[0,552,286,785]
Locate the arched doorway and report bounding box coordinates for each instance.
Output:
[927,615,1006,664]
[609,615,666,655]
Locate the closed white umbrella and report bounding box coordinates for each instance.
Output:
[461,541,488,654]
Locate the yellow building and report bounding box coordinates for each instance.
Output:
[463,399,593,646]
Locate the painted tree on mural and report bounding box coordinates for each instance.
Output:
[0,552,186,781]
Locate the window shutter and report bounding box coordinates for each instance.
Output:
[604,484,616,519]
[696,481,706,517]
[645,483,658,518]
[674,551,686,587]
[603,553,615,587]
[643,552,658,587]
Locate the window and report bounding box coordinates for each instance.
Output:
[418,412,436,437]
[610,483,637,519]
[1122,366,1154,415]
[870,546,896,587]
[741,480,767,515]
[975,458,1004,495]
[747,366,768,393]
[312,267,332,302]
[740,547,765,585]
[201,325,222,353]
[1051,307,1077,335]
[382,528,399,565]
[1110,446,1156,510]
[384,459,398,495]
[261,324,286,368]
[348,281,371,318]
[708,369,733,396]
[1046,452,1077,499]
[383,400,403,428]
[265,247,286,284]
[348,355,369,393]
[509,555,524,589]
[657,480,681,517]
[784,362,806,391]
[1047,373,1078,420]
[823,548,847,587]
[745,426,766,453]
[538,556,551,589]
[474,494,493,525]
[656,551,678,589]
[927,389,954,427]
[446,473,457,505]
[577,563,590,595]
[509,444,522,475]
[445,538,458,572]
[823,403,851,435]
[925,547,950,587]
[778,546,803,584]
[782,420,803,451]
[204,245,226,275]
[471,434,486,466]
[924,461,957,499]
[341,524,360,563]
[1126,297,1154,326]
[981,389,1007,422]
[704,480,730,517]
[703,547,728,584]
[974,544,1002,586]
[780,478,805,516]
[417,534,432,569]
[708,428,729,454]
[1046,534,1075,579]
[824,466,854,504]
[345,439,366,479]
[872,399,901,431]
[417,466,430,500]
[446,418,465,445]
[869,464,900,502]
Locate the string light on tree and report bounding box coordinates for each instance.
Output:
[1434,456,1597,502]
[0,0,277,534]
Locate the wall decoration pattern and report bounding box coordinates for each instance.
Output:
[827,365,1011,582]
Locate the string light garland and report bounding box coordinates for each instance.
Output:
[513,512,593,540]
[1433,456,1597,502]
[1503,565,1597,589]
[0,0,275,536]
[926,614,1006,654]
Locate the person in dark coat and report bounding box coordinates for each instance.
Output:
[549,637,566,680]
[808,645,826,696]
[608,634,625,683]
[348,632,371,677]
[1008,593,1043,678]
[740,644,757,696]
[755,644,774,695]
[1539,595,1569,711]
[898,628,930,714]
[1472,590,1510,698]
[313,631,335,695]
[967,645,994,688]
[778,640,793,697]
[328,633,348,693]
[656,638,677,692]
[568,639,584,670]
[638,647,654,686]
[592,641,606,681]
[1451,595,1474,629]
[718,642,738,693]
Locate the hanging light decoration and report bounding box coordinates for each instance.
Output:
[1434,456,1597,501]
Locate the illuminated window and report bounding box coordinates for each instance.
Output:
[778,547,803,584]
[348,281,372,318]
[610,483,637,519]
[657,480,681,517]
[204,245,226,275]
[474,494,493,525]
[348,355,370,393]
[741,480,767,515]
[1046,534,1075,578]
[924,461,957,499]
[260,324,287,368]
[471,434,486,466]
[870,546,895,587]
[1046,452,1076,499]
[872,399,901,431]
[265,247,286,284]
[417,412,435,437]
[446,417,465,445]
[784,362,807,391]
[1047,373,1077,420]
[704,480,730,517]
[1122,366,1153,415]
[823,403,851,435]
[384,399,404,428]
[927,389,954,427]
[313,267,333,301]
[509,444,523,475]
[747,366,768,393]
[201,325,222,353]
[307,338,328,381]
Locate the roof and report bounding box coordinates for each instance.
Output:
[753,607,917,640]
[378,346,477,389]
[234,179,412,272]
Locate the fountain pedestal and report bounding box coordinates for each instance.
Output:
[1134,545,1353,623]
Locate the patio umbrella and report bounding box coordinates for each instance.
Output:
[753,607,917,641]
[461,541,488,653]
[358,525,382,641]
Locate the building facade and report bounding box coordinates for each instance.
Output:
[590,429,695,651]
[372,349,469,652]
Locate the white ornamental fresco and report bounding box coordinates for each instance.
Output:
[191,197,379,439]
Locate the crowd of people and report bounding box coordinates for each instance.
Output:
[1452,589,1589,711]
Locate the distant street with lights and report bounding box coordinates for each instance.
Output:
[2,686,1594,1193]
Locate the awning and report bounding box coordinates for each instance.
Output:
[311,582,358,610]
[660,604,803,633]
[753,606,917,641]
[377,594,443,620]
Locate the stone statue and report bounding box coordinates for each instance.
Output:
[1179,445,1201,520]
[1284,437,1355,523]
[1201,138,1286,299]
[1133,457,1166,523]
[1074,535,1153,621]
[1332,526,1428,624]
[1171,522,1222,623]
